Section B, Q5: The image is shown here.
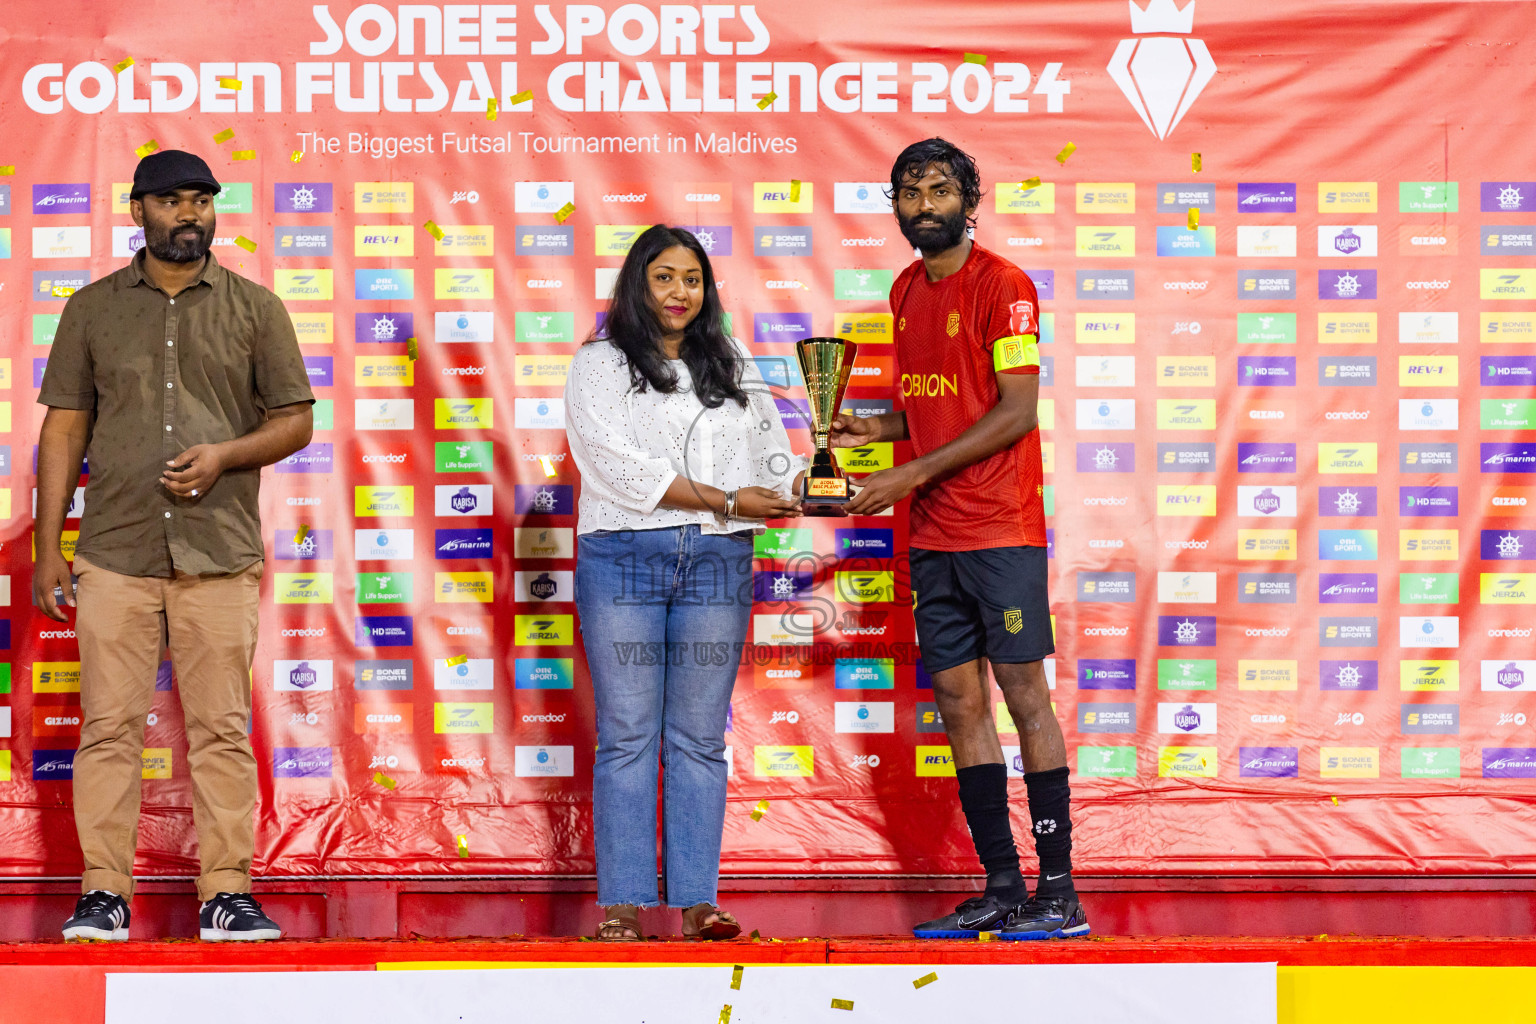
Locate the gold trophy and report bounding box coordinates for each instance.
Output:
[795,337,859,516]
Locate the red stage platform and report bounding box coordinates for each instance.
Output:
[3,875,1535,942]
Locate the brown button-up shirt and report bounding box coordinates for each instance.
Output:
[38,250,314,578]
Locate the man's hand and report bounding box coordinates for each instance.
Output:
[33,550,76,622]
[161,444,226,498]
[845,463,926,516]
[829,414,880,449]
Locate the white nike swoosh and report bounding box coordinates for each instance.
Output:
[1045,872,1068,881]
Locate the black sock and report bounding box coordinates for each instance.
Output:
[1025,766,1075,897]
[955,763,1026,900]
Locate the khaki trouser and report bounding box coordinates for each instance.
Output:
[72,555,263,902]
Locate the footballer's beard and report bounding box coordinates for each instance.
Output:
[898,207,968,255]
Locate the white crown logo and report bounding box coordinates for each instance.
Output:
[1129,0,1196,33]
[1108,0,1217,140]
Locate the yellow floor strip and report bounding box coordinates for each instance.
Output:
[1280,966,1536,1023]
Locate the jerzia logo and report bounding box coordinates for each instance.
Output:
[1107,0,1217,140]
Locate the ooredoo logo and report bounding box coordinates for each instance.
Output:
[1107,0,1217,140]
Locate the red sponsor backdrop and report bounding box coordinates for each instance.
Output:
[0,1,1534,881]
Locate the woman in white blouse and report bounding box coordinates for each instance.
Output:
[565,225,806,941]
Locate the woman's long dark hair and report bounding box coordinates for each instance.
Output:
[589,224,747,409]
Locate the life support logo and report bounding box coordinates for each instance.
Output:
[1107,0,1217,140]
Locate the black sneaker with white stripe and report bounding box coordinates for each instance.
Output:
[62,890,131,941]
[199,892,282,941]
[912,891,1025,939]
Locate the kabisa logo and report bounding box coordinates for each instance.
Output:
[451,487,477,513]
[1107,0,1217,140]
[529,572,557,600]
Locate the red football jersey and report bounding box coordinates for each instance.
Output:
[889,244,1046,551]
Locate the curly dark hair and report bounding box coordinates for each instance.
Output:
[588,224,747,409]
[886,137,985,228]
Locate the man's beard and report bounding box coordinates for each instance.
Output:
[144,221,212,263]
[897,206,968,254]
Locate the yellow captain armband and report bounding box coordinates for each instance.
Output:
[993,335,1040,372]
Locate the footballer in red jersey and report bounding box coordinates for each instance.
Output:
[831,138,1086,941]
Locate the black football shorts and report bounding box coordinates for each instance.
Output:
[909,545,1054,674]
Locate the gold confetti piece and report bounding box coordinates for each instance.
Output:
[730,965,744,990]
[913,972,938,989]
[135,139,160,159]
[51,286,77,298]
[789,179,801,202]
[212,128,236,144]
[830,999,855,1011]
[554,201,576,224]
[456,834,469,858]
[1055,142,1077,164]
[218,76,243,90]
[487,96,498,120]
[446,654,468,667]
[373,771,397,790]
[749,929,761,940]
[423,220,444,241]
[717,1005,732,1024]
[407,337,419,361]
[1187,208,1199,230]
[963,52,988,64]
[291,150,303,163]
[977,930,996,942]
[750,798,769,821]
[1019,176,1042,191]
[540,455,557,478]
[1192,152,1202,172]
[1330,795,1339,806]
[0,166,15,176]
[756,92,777,110]
[113,57,135,74]
[234,235,257,253]
[294,525,309,544]
[1317,933,1329,941]
[232,149,256,161]
[509,89,533,105]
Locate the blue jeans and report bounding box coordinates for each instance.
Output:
[576,525,753,908]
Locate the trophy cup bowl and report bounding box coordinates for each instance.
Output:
[795,337,859,516]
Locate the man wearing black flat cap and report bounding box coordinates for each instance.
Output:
[36,150,314,942]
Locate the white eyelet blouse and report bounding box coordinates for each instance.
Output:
[564,337,810,536]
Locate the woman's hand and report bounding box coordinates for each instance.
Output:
[735,486,802,519]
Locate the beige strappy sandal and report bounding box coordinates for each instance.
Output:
[595,903,643,941]
[680,902,741,940]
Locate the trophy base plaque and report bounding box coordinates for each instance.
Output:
[801,471,851,517]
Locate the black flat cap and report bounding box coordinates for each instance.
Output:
[131,150,222,200]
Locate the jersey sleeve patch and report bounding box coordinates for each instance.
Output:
[993,335,1040,373]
